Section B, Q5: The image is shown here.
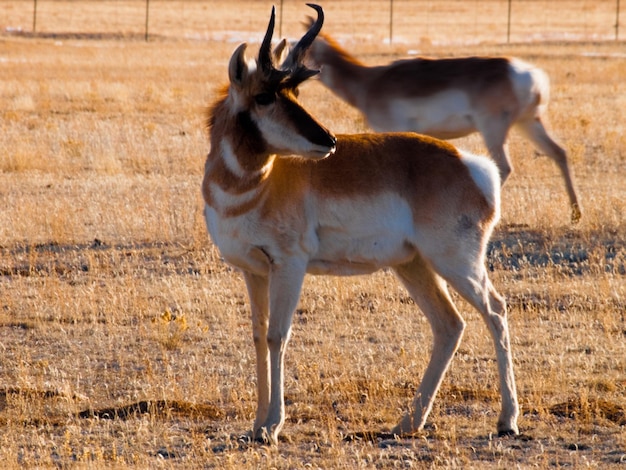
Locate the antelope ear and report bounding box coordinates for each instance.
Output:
[283,66,319,90]
[273,38,289,65]
[228,43,248,87]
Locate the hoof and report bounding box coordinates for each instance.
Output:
[252,427,277,445]
[497,428,519,437]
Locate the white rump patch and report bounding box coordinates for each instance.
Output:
[459,151,501,214]
[508,58,550,114]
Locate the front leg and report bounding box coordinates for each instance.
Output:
[256,257,307,444]
[242,272,271,436]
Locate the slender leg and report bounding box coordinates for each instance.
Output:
[242,272,270,436]
[484,278,519,434]
[391,256,466,435]
[435,261,519,435]
[478,118,513,185]
[517,117,581,223]
[256,258,307,444]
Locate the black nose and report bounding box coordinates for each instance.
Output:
[326,133,337,149]
[308,125,336,150]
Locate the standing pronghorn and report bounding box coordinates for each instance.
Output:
[202,4,518,445]
[306,28,581,223]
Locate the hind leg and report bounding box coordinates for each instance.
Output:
[517,117,581,223]
[478,116,513,185]
[391,255,466,435]
[433,259,519,435]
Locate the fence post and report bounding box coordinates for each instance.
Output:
[617,0,621,40]
[389,0,393,45]
[279,0,284,38]
[507,0,512,43]
[33,0,38,32]
[145,0,150,41]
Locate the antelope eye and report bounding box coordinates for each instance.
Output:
[254,92,276,106]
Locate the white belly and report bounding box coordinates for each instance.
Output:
[309,193,417,275]
[370,89,476,139]
[204,193,421,277]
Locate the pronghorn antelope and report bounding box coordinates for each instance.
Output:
[305,28,581,223]
[202,4,519,444]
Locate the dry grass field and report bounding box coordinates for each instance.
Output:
[1,2,625,468]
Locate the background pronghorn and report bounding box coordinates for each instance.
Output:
[202,5,518,444]
[306,29,581,223]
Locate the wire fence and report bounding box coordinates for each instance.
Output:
[1,1,622,45]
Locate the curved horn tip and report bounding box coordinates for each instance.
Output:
[263,5,276,40]
[269,5,276,27]
[266,5,276,32]
[259,6,277,71]
[307,4,324,17]
[307,4,323,20]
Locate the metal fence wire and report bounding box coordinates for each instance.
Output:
[1,1,622,44]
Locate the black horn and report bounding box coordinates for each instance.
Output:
[283,3,324,70]
[258,6,276,73]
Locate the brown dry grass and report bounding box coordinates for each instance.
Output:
[1,2,625,468]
